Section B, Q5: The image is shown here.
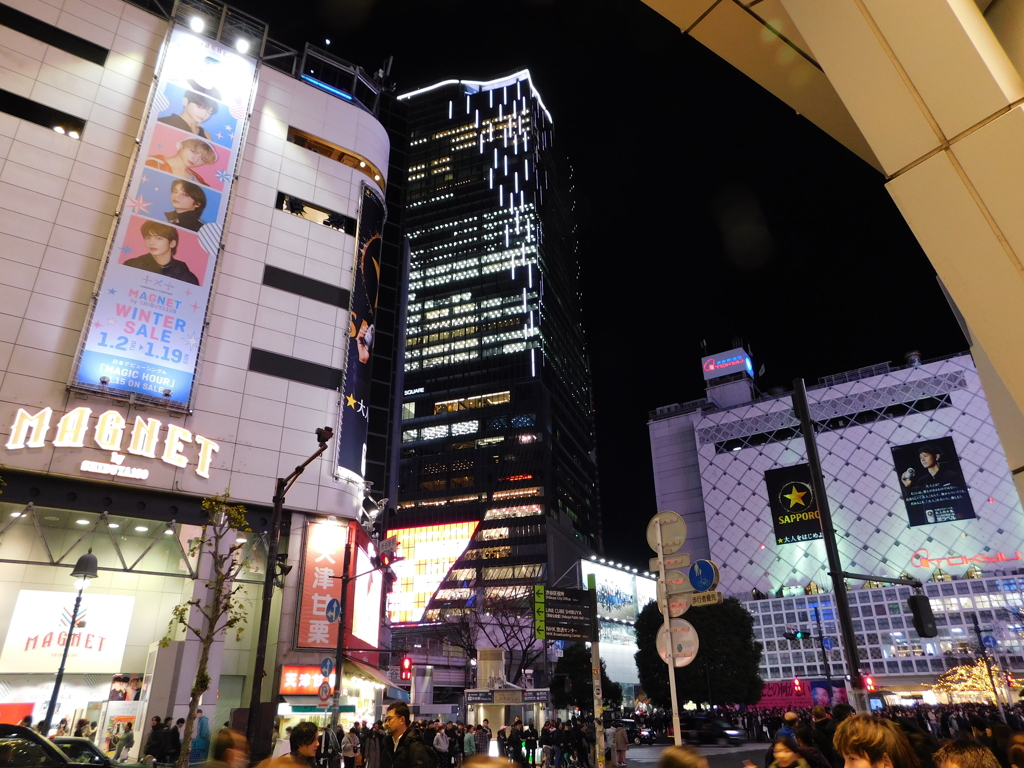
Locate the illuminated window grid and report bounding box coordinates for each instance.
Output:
[387,522,479,624]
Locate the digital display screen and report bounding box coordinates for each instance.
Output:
[387,522,478,624]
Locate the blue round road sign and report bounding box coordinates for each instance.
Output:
[321,657,334,678]
[983,635,998,650]
[822,637,834,651]
[325,598,342,624]
[688,560,719,592]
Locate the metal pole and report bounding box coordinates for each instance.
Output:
[587,574,605,768]
[42,587,84,733]
[814,606,833,701]
[792,379,865,712]
[971,614,1007,722]
[245,477,285,759]
[657,520,682,746]
[332,540,354,729]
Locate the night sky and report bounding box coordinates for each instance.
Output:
[246,0,967,568]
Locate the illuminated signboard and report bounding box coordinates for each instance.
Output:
[580,560,657,623]
[279,665,336,696]
[5,406,219,479]
[701,347,754,381]
[892,436,976,527]
[352,544,382,647]
[296,520,349,649]
[336,186,386,482]
[70,27,257,410]
[0,590,134,673]
[387,523,479,624]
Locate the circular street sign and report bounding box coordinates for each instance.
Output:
[646,511,687,556]
[318,681,332,702]
[688,560,720,593]
[657,579,691,617]
[656,618,699,667]
[822,637,834,651]
[321,657,334,678]
[983,635,998,650]
[325,598,341,623]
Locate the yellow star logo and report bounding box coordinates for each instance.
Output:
[783,485,808,508]
[346,393,357,408]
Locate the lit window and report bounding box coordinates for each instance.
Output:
[484,504,543,520]
[451,420,479,436]
[422,425,449,440]
[402,403,416,420]
[478,527,510,541]
[492,487,541,501]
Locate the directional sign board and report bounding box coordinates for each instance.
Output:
[318,681,332,702]
[822,637,834,651]
[646,511,687,555]
[325,598,342,624]
[688,560,720,592]
[983,635,998,650]
[541,587,595,641]
[690,590,722,607]
[379,535,398,556]
[320,657,334,678]
[656,618,699,668]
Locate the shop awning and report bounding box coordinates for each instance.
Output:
[346,657,409,703]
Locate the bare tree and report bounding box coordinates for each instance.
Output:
[441,588,544,685]
[162,492,249,768]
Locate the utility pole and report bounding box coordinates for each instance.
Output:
[813,606,833,701]
[792,380,866,712]
[656,519,683,746]
[331,540,354,729]
[246,427,334,760]
[971,613,1007,722]
[587,573,606,768]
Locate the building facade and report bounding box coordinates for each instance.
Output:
[385,72,600,635]
[650,352,1024,698]
[0,0,403,746]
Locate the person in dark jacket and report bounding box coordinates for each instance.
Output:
[144,716,167,763]
[166,717,184,764]
[382,703,433,768]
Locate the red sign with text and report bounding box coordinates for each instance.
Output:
[279,665,336,696]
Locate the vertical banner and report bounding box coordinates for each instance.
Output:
[71,27,257,409]
[892,436,976,526]
[337,185,385,480]
[295,520,349,650]
[764,464,824,545]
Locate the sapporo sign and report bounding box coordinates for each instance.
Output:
[5,406,219,479]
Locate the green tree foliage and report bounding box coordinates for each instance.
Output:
[635,598,763,708]
[552,642,623,712]
[162,491,249,768]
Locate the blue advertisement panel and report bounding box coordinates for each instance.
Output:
[71,27,257,409]
[336,185,385,480]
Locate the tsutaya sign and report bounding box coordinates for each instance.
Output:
[5,407,219,479]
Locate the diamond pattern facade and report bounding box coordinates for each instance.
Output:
[651,354,1024,684]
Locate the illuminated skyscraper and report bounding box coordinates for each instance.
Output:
[391,71,599,625]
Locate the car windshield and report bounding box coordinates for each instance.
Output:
[0,736,63,767]
[54,743,104,764]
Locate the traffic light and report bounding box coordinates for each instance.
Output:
[908,594,938,638]
[783,630,810,641]
[1006,671,1014,686]
[792,677,802,693]
[400,656,413,681]
[864,675,875,692]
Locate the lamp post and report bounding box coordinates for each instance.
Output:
[42,549,99,733]
[246,426,334,761]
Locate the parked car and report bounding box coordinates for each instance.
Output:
[0,723,75,767]
[678,715,744,746]
[53,737,119,767]
[611,719,657,745]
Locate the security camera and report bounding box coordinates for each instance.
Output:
[315,426,334,445]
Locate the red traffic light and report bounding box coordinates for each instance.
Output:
[400,656,413,681]
[379,551,393,568]
[864,675,875,692]
[792,677,802,693]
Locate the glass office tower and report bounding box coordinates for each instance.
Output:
[393,71,599,623]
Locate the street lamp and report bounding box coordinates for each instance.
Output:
[246,427,334,760]
[42,548,99,733]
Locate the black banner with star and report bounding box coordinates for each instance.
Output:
[336,185,385,480]
[765,463,824,545]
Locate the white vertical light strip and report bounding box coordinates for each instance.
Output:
[448,100,453,119]
[498,103,503,120]
[530,348,536,377]
[504,224,509,248]
[475,109,480,127]
[503,155,508,176]
[489,168,493,189]
[524,159,529,181]
[494,148,498,168]
[522,287,528,313]
[466,94,470,114]
[524,134,529,152]
[489,90,493,108]
[514,171,519,193]
[499,185,504,206]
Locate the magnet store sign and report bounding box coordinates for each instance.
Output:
[5,406,219,479]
